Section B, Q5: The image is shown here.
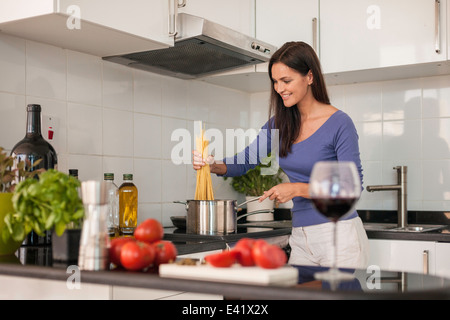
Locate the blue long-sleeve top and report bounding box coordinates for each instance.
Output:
[222,110,363,227]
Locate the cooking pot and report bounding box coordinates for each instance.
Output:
[173,197,273,235]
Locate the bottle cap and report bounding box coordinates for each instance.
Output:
[123,174,133,180]
[104,173,114,180]
[27,104,41,112]
[69,169,78,177]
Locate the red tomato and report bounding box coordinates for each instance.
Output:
[120,240,155,271]
[134,218,164,244]
[109,237,136,266]
[204,251,237,268]
[251,239,287,269]
[153,240,177,266]
[233,238,256,266]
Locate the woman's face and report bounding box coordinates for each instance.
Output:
[271,62,312,108]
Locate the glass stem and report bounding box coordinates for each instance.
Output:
[332,221,338,271]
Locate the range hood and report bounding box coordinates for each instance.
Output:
[103,13,277,79]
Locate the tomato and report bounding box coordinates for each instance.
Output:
[109,237,136,266]
[134,218,164,244]
[204,251,237,268]
[153,240,177,266]
[233,238,256,267]
[251,239,287,269]
[120,240,155,271]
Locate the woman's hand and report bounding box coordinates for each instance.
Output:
[192,150,214,170]
[259,182,310,203]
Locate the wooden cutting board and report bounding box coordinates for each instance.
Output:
[159,264,299,286]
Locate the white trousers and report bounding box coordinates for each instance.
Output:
[288,217,369,269]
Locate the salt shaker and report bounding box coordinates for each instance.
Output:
[78,180,110,271]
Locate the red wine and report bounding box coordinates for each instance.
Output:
[311,197,358,222]
[11,104,58,245]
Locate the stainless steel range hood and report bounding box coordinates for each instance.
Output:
[102,13,277,79]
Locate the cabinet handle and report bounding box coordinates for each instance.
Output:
[312,17,318,53]
[168,0,187,37]
[423,250,429,274]
[435,0,441,53]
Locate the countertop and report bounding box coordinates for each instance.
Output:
[1,222,450,300]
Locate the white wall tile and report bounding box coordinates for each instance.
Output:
[344,82,382,122]
[67,103,102,155]
[423,160,450,201]
[0,34,25,95]
[67,50,102,106]
[161,159,186,203]
[161,117,187,161]
[133,69,162,115]
[134,113,161,159]
[422,118,450,159]
[355,121,382,161]
[186,81,210,122]
[103,108,133,157]
[161,76,187,119]
[0,93,26,150]
[382,119,421,160]
[382,78,421,120]
[26,40,66,100]
[134,158,162,203]
[422,75,450,118]
[67,154,103,182]
[102,61,133,111]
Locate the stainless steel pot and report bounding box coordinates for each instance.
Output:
[173,197,272,235]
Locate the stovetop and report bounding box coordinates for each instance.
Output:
[163,221,292,243]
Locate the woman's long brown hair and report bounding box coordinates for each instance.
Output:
[268,42,330,157]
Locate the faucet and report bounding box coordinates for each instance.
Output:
[366,166,407,229]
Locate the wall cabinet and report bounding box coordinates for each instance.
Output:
[0,0,173,57]
[255,0,319,52]
[320,0,448,74]
[368,239,450,279]
[179,0,255,36]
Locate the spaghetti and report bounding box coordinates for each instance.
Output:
[195,129,215,200]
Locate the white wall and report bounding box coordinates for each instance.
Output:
[250,76,450,213]
[0,33,249,226]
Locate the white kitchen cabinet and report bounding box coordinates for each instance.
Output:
[320,0,448,74]
[368,239,436,275]
[255,0,320,53]
[0,0,173,57]
[435,242,450,279]
[179,0,255,36]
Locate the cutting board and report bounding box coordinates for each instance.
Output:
[159,264,299,286]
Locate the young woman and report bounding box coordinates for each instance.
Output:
[193,42,369,269]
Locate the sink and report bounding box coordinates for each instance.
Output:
[363,223,446,233]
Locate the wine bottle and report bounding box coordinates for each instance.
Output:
[119,174,138,236]
[11,104,58,245]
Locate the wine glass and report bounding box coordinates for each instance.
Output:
[309,161,361,282]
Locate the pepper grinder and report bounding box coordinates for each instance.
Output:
[78,180,110,271]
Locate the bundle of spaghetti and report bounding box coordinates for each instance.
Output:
[195,129,215,200]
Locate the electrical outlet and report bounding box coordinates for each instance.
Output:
[42,115,59,151]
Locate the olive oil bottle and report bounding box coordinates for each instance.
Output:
[118,174,138,235]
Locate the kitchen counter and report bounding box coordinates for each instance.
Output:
[0,247,449,300]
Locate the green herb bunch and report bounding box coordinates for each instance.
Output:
[225,158,283,197]
[0,147,43,193]
[2,169,84,243]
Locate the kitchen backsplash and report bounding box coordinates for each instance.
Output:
[0,33,449,226]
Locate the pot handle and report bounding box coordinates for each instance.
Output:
[173,200,188,210]
[236,196,262,208]
[236,209,274,221]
